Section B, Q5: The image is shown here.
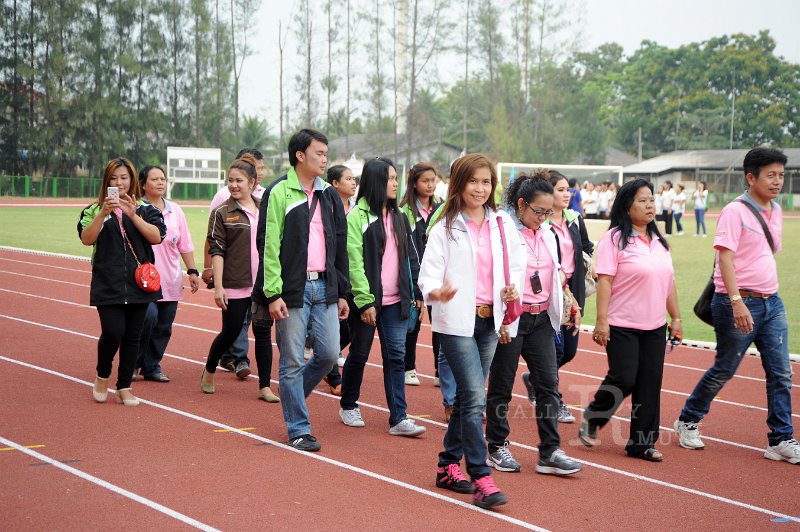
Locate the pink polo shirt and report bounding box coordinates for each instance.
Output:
[466,217,494,305]
[153,200,195,302]
[550,218,575,279]
[596,228,674,330]
[381,215,401,306]
[521,227,553,305]
[305,189,327,273]
[225,205,259,300]
[713,197,781,294]
[209,184,265,210]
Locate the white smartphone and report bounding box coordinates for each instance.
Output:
[107,186,119,202]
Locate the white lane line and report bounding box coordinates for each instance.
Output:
[0,435,220,532]
[1,316,798,524]
[0,356,546,532]
[0,257,91,273]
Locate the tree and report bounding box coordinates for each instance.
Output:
[240,114,276,152]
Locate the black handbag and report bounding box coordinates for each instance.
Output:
[693,200,775,326]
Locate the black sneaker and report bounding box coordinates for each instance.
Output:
[435,463,474,494]
[219,360,236,372]
[288,434,321,452]
[235,361,251,380]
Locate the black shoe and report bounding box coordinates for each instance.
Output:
[219,360,236,372]
[521,372,535,404]
[235,361,251,380]
[288,434,321,452]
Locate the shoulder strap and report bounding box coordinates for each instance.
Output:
[308,192,320,227]
[496,216,511,286]
[736,199,775,253]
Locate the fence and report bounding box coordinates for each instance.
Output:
[678,169,800,210]
[0,175,219,201]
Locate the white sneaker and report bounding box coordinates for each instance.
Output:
[337,353,346,367]
[674,419,705,450]
[304,346,313,360]
[702,234,708,238]
[433,377,440,387]
[389,418,426,437]
[764,438,800,464]
[692,234,699,237]
[405,369,420,386]
[677,231,684,236]
[339,407,365,427]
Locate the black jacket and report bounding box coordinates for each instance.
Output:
[549,210,594,308]
[77,202,166,306]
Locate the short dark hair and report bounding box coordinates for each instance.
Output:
[138,165,165,188]
[236,148,263,160]
[288,128,328,167]
[743,147,787,178]
[326,164,350,184]
[568,178,578,188]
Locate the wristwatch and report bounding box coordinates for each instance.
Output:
[730,294,742,302]
[187,268,200,276]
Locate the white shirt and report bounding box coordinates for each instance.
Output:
[434,181,448,202]
[583,190,599,215]
[673,191,687,215]
[662,189,676,211]
[598,190,611,212]
[693,189,708,210]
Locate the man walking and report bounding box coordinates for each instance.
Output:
[674,147,798,464]
[262,129,350,451]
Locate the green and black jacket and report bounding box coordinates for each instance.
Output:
[401,198,443,261]
[77,201,166,306]
[348,197,421,319]
[259,168,350,308]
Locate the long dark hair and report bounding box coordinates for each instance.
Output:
[505,170,554,214]
[609,178,668,251]
[400,161,439,219]
[357,157,407,256]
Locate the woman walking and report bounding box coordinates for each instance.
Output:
[693,181,709,237]
[78,158,166,406]
[579,179,682,462]
[135,165,200,382]
[338,158,426,437]
[484,172,582,476]
[419,153,524,509]
[201,154,277,402]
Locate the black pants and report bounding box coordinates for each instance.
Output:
[584,324,666,455]
[96,304,149,390]
[205,298,273,388]
[404,305,440,376]
[323,319,351,387]
[662,209,673,235]
[485,313,560,458]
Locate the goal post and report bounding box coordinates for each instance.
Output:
[496,162,624,190]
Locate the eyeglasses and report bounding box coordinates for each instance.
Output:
[525,203,554,218]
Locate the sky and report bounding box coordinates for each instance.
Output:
[238,0,800,130]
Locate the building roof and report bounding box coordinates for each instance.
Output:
[623,148,800,175]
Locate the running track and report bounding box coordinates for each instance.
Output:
[0,247,798,530]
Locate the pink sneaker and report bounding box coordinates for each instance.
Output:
[435,463,474,494]
[472,475,508,509]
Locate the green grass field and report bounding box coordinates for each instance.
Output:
[1,204,798,352]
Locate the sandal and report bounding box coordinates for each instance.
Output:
[142,373,171,383]
[628,448,663,462]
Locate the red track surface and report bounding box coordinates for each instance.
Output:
[1,247,799,530]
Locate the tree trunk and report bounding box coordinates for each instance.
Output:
[345,0,351,153]
[404,0,418,171]
[462,0,470,152]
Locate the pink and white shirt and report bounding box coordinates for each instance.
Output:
[152,200,195,301]
[595,228,674,330]
[521,227,553,305]
[465,217,494,305]
[550,217,575,280]
[210,184,265,210]
[713,193,781,294]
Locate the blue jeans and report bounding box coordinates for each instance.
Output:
[695,208,706,235]
[681,293,793,446]
[674,212,684,233]
[341,302,409,427]
[220,309,251,366]
[137,301,178,375]
[276,279,340,439]
[438,316,498,480]
[437,347,457,407]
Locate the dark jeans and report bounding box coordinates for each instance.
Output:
[404,305,440,376]
[438,316,498,480]
[584,324,667,455]
[486,313,560,458]
[681,293,792,446]
[674,212,683,233]
[662,209,673,235]
[695,208,707,235]
[137,301,178,375]
[205,298,273,387]
[96,304,149,390]
[341,302,409,427]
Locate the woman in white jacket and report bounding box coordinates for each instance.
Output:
[419,153,524,510]
[484,172,582,477]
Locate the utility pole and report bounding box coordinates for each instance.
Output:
[729,67,736,150]
[637,127,642,162]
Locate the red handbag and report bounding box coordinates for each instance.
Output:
[117,211,161,293]
[497,217,522,325]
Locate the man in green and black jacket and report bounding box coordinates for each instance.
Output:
[259,129,350,452]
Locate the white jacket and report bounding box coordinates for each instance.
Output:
[419,208,526,337]
[515,217,564,333]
